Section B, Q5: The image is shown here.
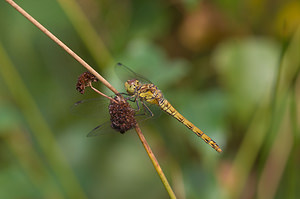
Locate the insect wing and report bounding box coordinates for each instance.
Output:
[86,121,113,137]
[71,97,109,119]
[115,62,152,84]
[71,97,112,137]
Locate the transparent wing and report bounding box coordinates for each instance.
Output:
[86,100,159,137]
[72,94,160,137]
[71,95,139,136]
[87,99,142,136]
[86,121,114,137]
[71,97,110,119]
[71,97,111,136]
[115,62,152,84]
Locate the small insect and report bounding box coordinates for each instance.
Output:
[117,63,222,153]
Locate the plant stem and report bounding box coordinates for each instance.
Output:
[135,124,177,199]
[88,83,118,103]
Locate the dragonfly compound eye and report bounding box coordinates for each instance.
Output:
[109,95,137,133]
[125,79,139,95]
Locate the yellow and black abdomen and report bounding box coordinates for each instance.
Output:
[158,98,222,153]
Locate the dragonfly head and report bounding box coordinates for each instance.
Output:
[125,79,140,95]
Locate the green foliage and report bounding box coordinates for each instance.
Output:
[1,0,300,198]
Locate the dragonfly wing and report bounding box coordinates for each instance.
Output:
[86,121,113,137]
[115,62,152,84]
[71,97,110,120]
[85,99,161,137]
[71,97,112,137]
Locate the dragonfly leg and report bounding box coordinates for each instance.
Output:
[135,99,141,112]
[133,100,154,120]
[124,94,138,102]
[119,92,131,97]
[125,96,140,112]
[141,100,154,118]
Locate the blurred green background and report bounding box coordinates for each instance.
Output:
[0,0,300,198]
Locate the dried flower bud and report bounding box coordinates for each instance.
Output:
[109,95,137,133]
[76,71,98,94]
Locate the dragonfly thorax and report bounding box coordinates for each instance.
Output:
[125,79,163,105]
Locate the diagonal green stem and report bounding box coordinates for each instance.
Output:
[135,124,177,199]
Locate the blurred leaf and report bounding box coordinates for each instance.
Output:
[273,1,300,38]
[178,2,231,52]
[212,37,280,124]
[116,38,189,89]
[0,101,21,133]
[129,0,171,38]
[0,165,38,198]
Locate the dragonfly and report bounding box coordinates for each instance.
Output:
[117,63,222,153]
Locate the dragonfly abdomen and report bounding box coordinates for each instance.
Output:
[158,98,222,153]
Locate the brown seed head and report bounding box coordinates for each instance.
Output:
[109,95,137,134]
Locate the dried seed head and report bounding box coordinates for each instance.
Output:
[109,95,137,134]
[76,71,99,94]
